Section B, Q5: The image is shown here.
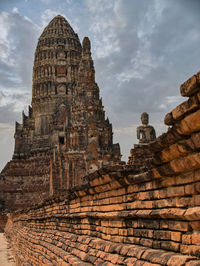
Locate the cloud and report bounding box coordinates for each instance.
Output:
[0,124,15,171]
[0,9,40,92]
[0,7,40,131]
[0,88,30,123]
[40,0,52,5]
[84,0,200,124]
[41,8,79,32]
[41,9,58,27]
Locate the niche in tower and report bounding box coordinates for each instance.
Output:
[57,84,66,95]
[56,66,66,75]
[57,49,65,59]
[59,136,65,145]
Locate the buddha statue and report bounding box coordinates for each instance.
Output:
[137,112,156,144]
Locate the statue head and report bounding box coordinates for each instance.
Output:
[141,112,149,126]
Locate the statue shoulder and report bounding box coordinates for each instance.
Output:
[137,125,144,130]
[148,125,155,130]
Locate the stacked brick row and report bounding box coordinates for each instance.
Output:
[5,72,200,264]
[0,157,50,211]
[127,145,153,172]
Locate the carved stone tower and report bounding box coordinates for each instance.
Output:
[0,15,121,209]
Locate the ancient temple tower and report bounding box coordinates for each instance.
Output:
[0,15,121,209]
[14,15,82,157]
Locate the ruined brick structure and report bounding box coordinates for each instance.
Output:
[1,15,200,266]
[5,72,200,265]
[127,112,156,172]
[0,15,121,211]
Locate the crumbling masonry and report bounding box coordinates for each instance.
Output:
[0,15,121,211]
[1,15,200,265]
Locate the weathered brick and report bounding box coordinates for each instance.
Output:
[185,260,200,265]
[167,255,192,265]
[185,184,196,195]
[180,73,200,97]
[154,231,171,241]
[168,221,189,232]
[180,244,200,257]
[190,221,200,231]
[184,207,200,220]
[124,257,137,265]
[171,232,182,242]
[182,234,192,245]
[172,95,199,120]
[127,246,147,259]
[192,233,200,245]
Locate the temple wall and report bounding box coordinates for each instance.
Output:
[0,156,50,211]
[4,73,200,265]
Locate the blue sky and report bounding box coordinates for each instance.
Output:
[0,0,200,170]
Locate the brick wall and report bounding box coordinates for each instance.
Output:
[0,156,50,211]
[5,72,200,265]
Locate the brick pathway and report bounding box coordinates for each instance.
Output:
[0,233,15,266]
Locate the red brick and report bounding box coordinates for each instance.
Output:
[139,238,153,248]
[185,184,195,195]
[175,172,194,185]
[192,233,200,245]
[190,221,200,231]
[195,182,200,193]
[184,207,200,220]
[175,197,191,207]
[167,255,191,265]
[193,194,200,206]
[124,258,137,265]
[171,231,182,242]
[127,246,147,259]
[161,241,180,252]
[154,230,171,240]
[167,186,185,197]
[185,260,200,265]
[168,221,189,232]
[180,245,200,257]
[182,234,192,245]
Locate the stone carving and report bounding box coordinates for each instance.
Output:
[137,112,156,144]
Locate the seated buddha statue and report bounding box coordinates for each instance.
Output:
[137,112,156,144]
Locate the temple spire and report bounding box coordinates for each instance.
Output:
[77,37,95,87]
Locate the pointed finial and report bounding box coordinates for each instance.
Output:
[82,37,91,54]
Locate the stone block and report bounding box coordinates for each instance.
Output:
[124,257,137,265]
[168,221,189,232]
[167,255,192,265]
[192,233,200,245]
[180,73,200,97]
[171,232,182,242]
[172,95,199,121]
[127,246,147,259]
[185,260,200,265]
[164,112,175,125]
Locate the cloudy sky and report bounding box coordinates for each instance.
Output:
[0,0,200,170]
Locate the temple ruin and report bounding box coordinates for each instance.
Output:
[1,15,200,265]
[0,15,121,211]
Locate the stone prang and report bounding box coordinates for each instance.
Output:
[0,15,121,210]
